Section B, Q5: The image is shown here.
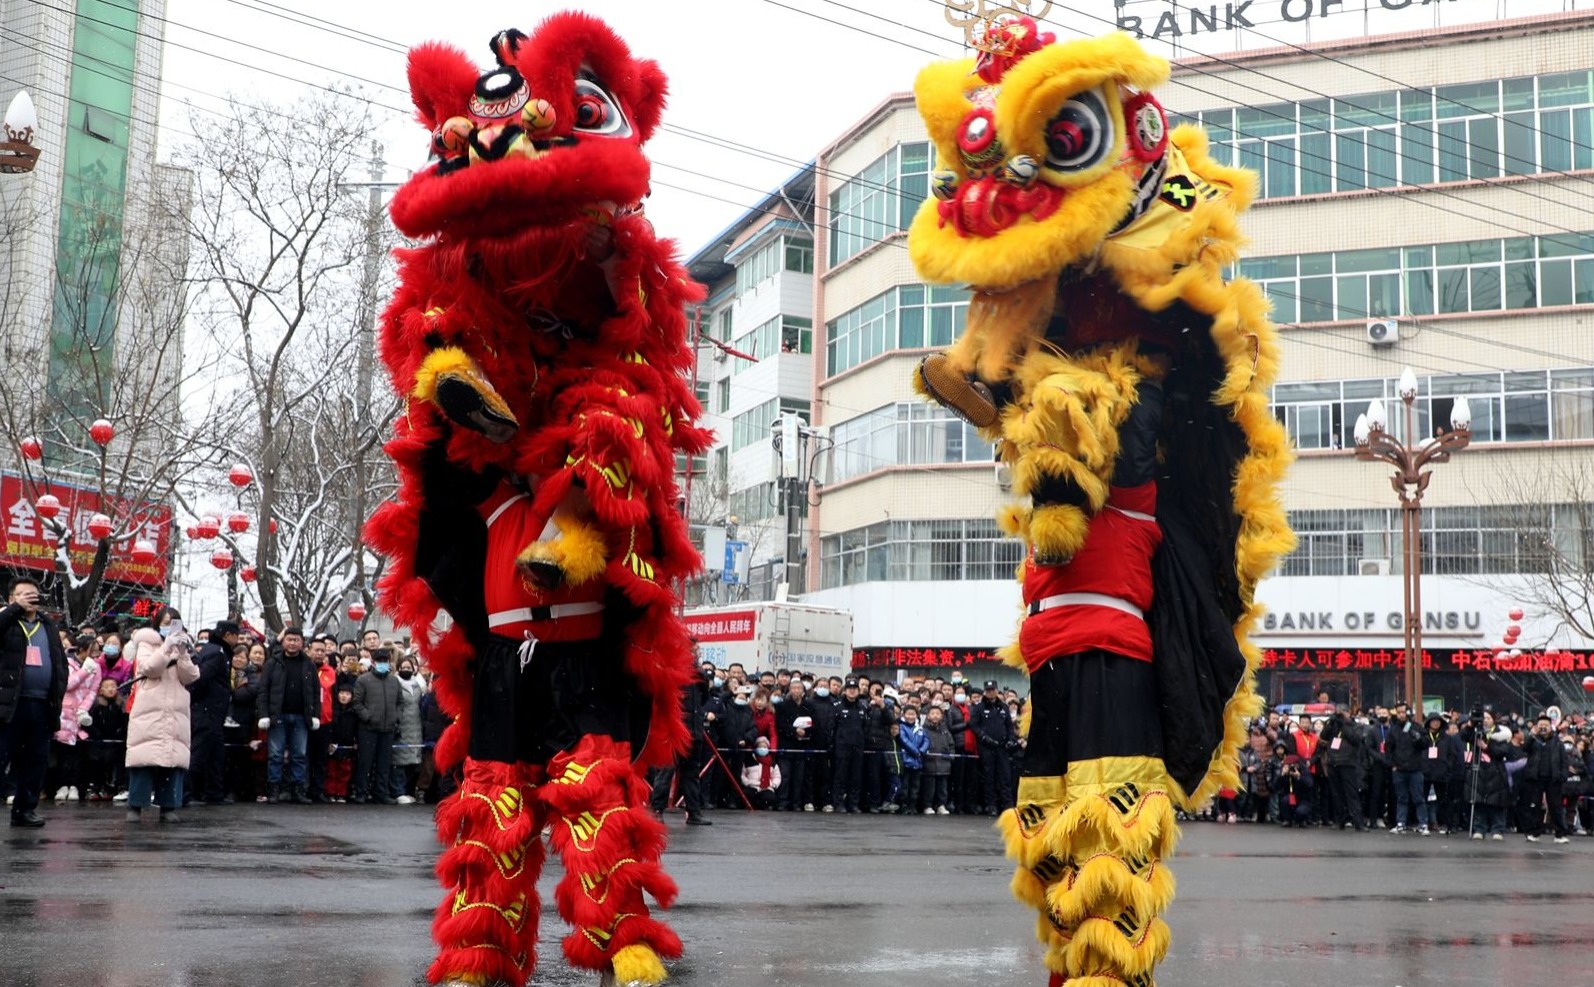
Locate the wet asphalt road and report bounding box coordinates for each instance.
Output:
[3,803,1594,987]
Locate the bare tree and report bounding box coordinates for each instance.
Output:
[0,162,230,626]
[179,90,400,633]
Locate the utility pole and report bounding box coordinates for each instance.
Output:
[773,414,829,599]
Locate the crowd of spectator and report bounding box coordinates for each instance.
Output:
[9,575,1591,841]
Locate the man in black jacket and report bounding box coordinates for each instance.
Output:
[809,677,839,811]
[187,620,239,805]
[1522,714,1572,843]
[0,578,69,827]
[350,650,401,804]
[1320,711,1368,831]
[831,677,869,813]
[1388,702,1431,834]
[971,679,1014,816]
[775,679,816,811]
[254,627,322,804]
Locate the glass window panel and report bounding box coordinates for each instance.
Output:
[1541,259,1573,306]
[1401,122,1436,184]
[1266,139,1295,198]
[1300,133,1333,194]
[1470,266,1502,310]
[1399,89,1433,122]
[1438,267,1469,313]
[1241,256,1297,279]
[1405,246,1434,268]
[899,284,925,305]
[1505,394,1549,442]
[1368,273,1401,318]
[1238,141,1265,183]
[1468,117,1501,178]
[1335,132,1366,190]
[1540,109,1573,173]
[1202,108,1234,142]
[1503,112,1537,175]
[1405,268,1434,316]
[1264,283,1296,323]
[1337,274,1368,320]
[1300,277,1334,322]
[1576,258,1594,303]
[1300,98,1332,132]
[1577,108,1594,170]
[1504,237,1535,261]
[1337,247,1401,273]
[898,305,923,349]
[1503,77,1536,112]
[1505,261,1537,309]
[1538,232,1594,258]
[1538,70,1593,108]
[1505,371,1547,391]
[928,305,953,347]
[1238,103,1295,138]
[1276,382,1342,402]
[1367,128,1398,188]
[1437,81,1499,118]
[1301,253,1332,276]
[1437,121,1468,182]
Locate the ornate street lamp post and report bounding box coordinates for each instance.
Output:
[1353,367,1471,710]
[0,91,40,174]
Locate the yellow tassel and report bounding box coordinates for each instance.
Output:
[516,510,609,588]
[610,943,667,985]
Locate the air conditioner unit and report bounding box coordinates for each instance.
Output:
[713,348,729,362]
[1358,558,1391,576]
[994,462,1013,492]
[1366,320,1399,347]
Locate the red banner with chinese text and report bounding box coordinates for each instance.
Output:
[684,609,758,643]
[1,472,172,587]
[1258,647,1594,674]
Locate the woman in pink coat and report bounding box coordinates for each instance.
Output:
[123,616,199,823]
[49,651,102,801]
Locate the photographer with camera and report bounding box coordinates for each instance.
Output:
[1270,742,1315,827]
[1462,707,1514,840]
[1521,714,1572,844]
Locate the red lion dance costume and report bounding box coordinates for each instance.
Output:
[366,13,706,987]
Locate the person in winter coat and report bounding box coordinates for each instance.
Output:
[84,678,128,799]
[1521,714,1572,843]
[391,655,425,802]
[808,678,839,811]
[714,685,758,806]
[739,734,781,810]
[922,703,955,814]
[1,577,70,828]
[896,704,929,814]
[1462,712,1515,839]
[970,680,1013,816]
[350,652,401,804]
[96,632,133,687]
[1320,712,1369,832]
[49,649,101,802]
[254,627,322,804]
[224,647,260,803]
[187,621,238,806]
[123,622,200,823]
[1387,702,1432,833]
[863,685,900,813]
[774,679,816,812]
[416,683,450,804]
[324,683,359,801]
[1271,749,1315,826]
[831,678,870,814]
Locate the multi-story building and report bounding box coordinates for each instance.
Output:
[675,10,1594,712]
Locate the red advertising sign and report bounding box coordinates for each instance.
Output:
[1259,647,1594,674]
[685,609,758,642]
[852,646,1000,668]
[2,473,172,587]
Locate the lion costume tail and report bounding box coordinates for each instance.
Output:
[1002,758,1179,987]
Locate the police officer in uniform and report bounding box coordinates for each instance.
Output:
[831,677,869,813]
[972,679,1013,815]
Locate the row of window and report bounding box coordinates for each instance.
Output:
[829,401,995,484]
[819,518,1024,589]
[731,315,814,375]
[1283,505,1591,578]
[827,142,929,267]
[1238,231,1594,324]
[730,397,811,451]
[1187,70,1594,199]
[1272,368,1594,450]
[734,236,814,298]
[826,283,970,377]
[729,480,780,524]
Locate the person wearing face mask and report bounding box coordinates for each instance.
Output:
[739,733,781,809]
[1522,714,1572,843]
[350,648,402,804]
[948,685,975,814]
[97,633,132,686]
[391,656,425,804]
[809,677,839,811]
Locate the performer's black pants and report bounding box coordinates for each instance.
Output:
[470,633,642,765]
[1020,649,1163,782]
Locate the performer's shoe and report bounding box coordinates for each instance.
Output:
[916,353,998,429]
[600,944,668,986]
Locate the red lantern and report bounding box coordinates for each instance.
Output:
[86,513,113,540]
[240,565,257,583]
[89,419,114,446]
[1508,608,1524,622]
[130,540,157,564]
[196,515,221,540]
[1583,676,1594,693]
[210,547,233,570]
[1503,633,1519,647]
[19,436,41,460]
[227,463,253,488]
[1506,624,1522,639]
[185,525,200,539]
[347,601,367,622]
[227,512,250,534]
[268,518,278,534]
[34,493,61,520]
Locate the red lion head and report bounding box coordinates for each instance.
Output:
[392,12,667,239]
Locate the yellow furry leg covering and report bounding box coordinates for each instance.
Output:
[1003,758,1178,987]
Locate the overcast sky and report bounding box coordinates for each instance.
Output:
[156,0,1560,255]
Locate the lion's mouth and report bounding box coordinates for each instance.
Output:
[435,122,577,175]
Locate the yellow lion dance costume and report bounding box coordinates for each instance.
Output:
[907,21,1294,987]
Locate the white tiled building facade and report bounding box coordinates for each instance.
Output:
[687,13,1594,710]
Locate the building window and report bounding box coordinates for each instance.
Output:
[729,480,778,522]
[829,401,995,483]
[825,284,969,376]
[1269,366,1594,450]
[735,239,783,297]
[786,239,814,274]
[827,142,930,267]
[716,377,730,413]
[693,376,711,408]
[1199,70,1594,200]
[731,315,814,375]
[820,518,1023,588]
[715,306,734,341]
[1280,505,1580,577]
[731,397,810,451]
[1238,231,1594,324]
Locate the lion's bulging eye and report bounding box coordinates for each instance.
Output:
[570,78,631,137]
[1044,88,1114,173]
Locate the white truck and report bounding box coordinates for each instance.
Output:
[683,602,852,679]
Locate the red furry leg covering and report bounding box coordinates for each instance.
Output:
[428,758,546,986]
[540,734,683,974]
